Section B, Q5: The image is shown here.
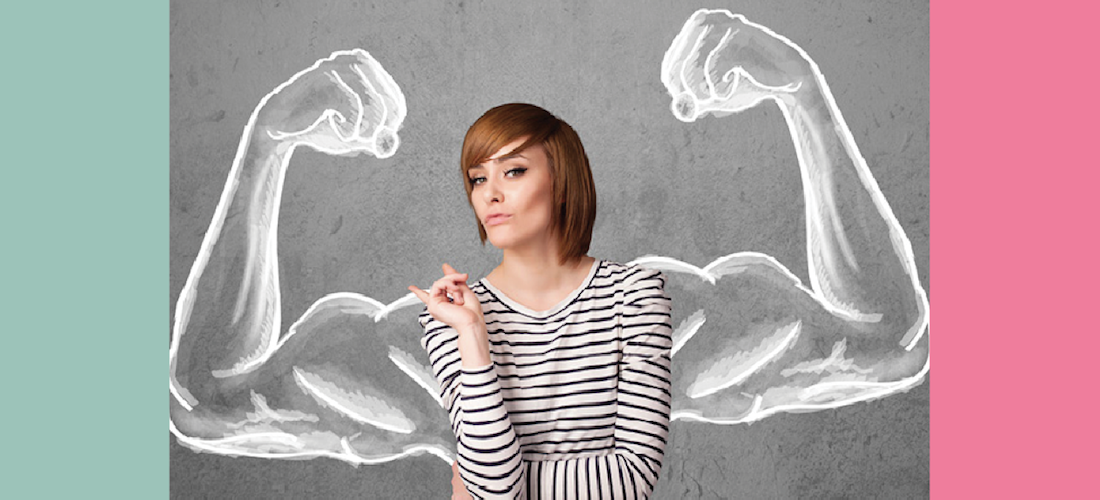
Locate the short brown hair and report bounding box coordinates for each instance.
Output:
[460,103,597,265]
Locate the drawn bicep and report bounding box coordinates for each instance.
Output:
[667,256,928,424]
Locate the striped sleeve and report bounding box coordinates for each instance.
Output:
[615,268,675,497]
[419,308,526,499]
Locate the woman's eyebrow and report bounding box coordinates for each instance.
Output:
[472,152,529,171]
[484,152,528,165]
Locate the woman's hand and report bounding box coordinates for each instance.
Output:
[450,461,474,500]
[408,263,484,333]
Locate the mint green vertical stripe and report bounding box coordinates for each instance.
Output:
[0,1,166,498]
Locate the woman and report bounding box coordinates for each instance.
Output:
[409,103,673,499]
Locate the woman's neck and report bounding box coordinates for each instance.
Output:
[490,244,595,298]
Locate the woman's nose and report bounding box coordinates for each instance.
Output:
[482,178,502,203]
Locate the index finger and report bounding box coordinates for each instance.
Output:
[442,263,461,276]
[407,285,429,304]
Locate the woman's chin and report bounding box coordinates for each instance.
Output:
[487,238,512,250]
[486,233,523,251]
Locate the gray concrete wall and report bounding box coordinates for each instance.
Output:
[170,0,928,497]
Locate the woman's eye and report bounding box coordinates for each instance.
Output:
[469,168,523,186]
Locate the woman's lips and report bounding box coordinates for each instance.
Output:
[485,214,511,226]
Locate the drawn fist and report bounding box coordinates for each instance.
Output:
[255,49,406,158]
[662,10,811,122]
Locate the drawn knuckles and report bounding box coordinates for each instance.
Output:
[662,9,806,121]
[257,49,406,158]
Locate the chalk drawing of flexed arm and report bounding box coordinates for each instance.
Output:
[169,50,457,464]
[652,10,929,424]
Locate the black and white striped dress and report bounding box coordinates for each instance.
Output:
[419,260,673,500]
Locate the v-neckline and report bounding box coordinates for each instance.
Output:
[480,259,603,318]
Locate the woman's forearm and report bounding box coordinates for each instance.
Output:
[451,461,472,498]
[456,321,494,368]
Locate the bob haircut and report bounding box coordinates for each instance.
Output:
[460,103,597,266]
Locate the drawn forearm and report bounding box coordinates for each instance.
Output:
[170,129,290,407]
[779,81,925,343]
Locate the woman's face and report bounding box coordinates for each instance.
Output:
[468,137,557,252]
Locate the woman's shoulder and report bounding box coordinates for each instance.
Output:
[594,260,665,290]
